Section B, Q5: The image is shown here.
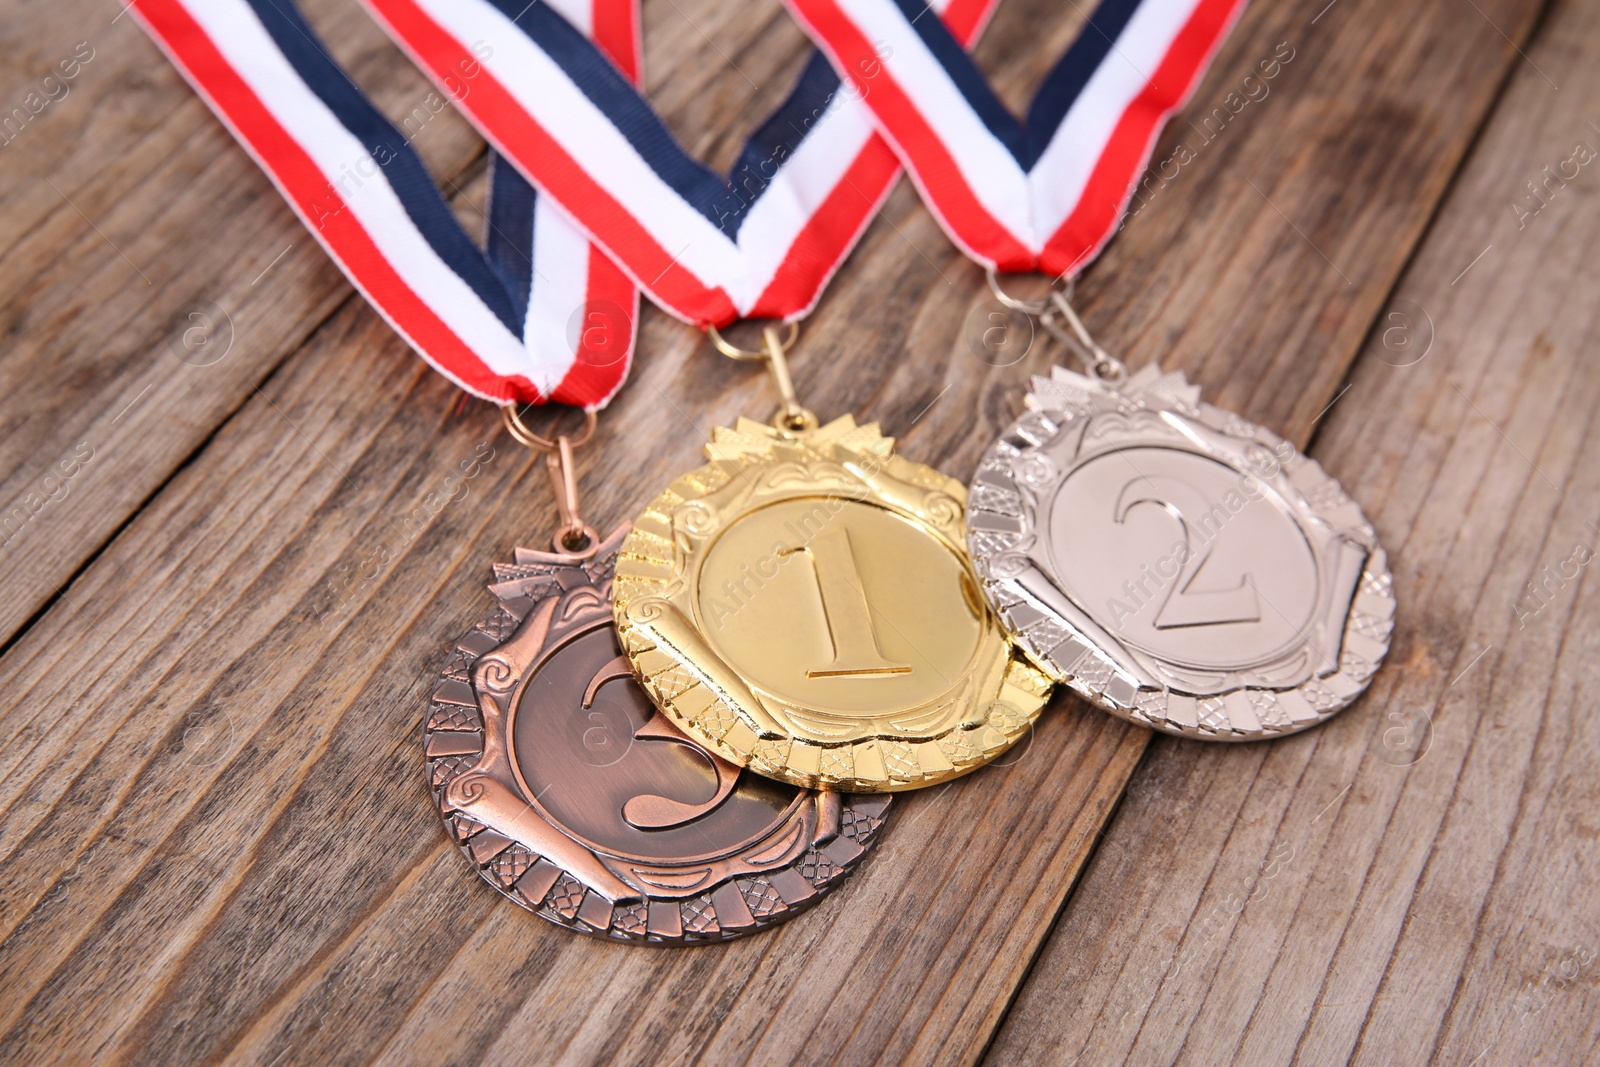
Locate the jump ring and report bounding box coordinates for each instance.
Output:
[552,523,601,558]
[986,266,1074,315]
[1090,357,1129,385]
[708,321,800,361]
[501,405,598,452]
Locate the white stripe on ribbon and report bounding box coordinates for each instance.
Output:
[371,0,970,319]
[185,0,535,377]
[527,196,592,375]
[786,0,1244,272]
[1030,0,1212,243]
[136,0,641,406]
[545,0,594,37]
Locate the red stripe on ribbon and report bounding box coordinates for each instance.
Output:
[557,245,638,407]
[132,0,546,402]
[592,0,639,84]
[366,0,742,326]
[784,0,1036,270]
[1040,0,1248,275]
[787,0,1248,276]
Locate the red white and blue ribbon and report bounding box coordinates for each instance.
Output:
[136,0,1243,406]
[360,0,999,326]
[784,0,1248,275]
[132,0,639,407]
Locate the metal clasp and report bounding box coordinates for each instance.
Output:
[501,404,601,556]
[708,320,819,432]
[986,267,1128,385]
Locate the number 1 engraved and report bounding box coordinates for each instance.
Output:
[783,526,911,678]
[1115,475,1261,630]
[583,654,740,830]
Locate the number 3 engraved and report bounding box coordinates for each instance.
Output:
[783,526,910,678]
[583,655,741,829]
[1114,475,1261,630]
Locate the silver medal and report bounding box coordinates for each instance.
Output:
[967,363,1395,740]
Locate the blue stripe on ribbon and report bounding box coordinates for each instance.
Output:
[248,0,526,334]
[486,152,537,331]
[487,0,844,238]
[888,0,1143,169]
[1025,0,1143,157]
[726,53,846,225]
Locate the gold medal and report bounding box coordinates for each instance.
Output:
[612,327,1050,792]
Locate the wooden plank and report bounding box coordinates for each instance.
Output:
[0,0,505,649]
[0,0,1548,1063]
[984,0,1600,1062]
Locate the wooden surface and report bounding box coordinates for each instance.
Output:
[0,0,1590,1060]
[986,0,1600,1060]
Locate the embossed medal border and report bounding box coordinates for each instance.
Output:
[967,366,1396,740]
[613,416,1052,791]
[426,533,890,943]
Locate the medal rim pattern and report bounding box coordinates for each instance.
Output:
[611,415,1052,792]
[425,526,892,945]
[966,366,1396,741]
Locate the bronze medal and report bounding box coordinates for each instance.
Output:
[427,524,891,943]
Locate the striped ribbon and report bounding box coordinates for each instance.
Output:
[132,0,640,407]
[360,0,999,326]
[784,0,1249,275]
[136,0,1243,405]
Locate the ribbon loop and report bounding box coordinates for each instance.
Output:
[133,0,641,407]
[359,0,1001,325]
[784,0,1249,275]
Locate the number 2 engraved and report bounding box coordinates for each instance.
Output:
[1114,475,1261,630]
[782,526,910,678]
[583,655,740,829]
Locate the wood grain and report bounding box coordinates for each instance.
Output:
[984,0,1600,1062]
[0,0,1558,1061]
[0,0,499,649]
